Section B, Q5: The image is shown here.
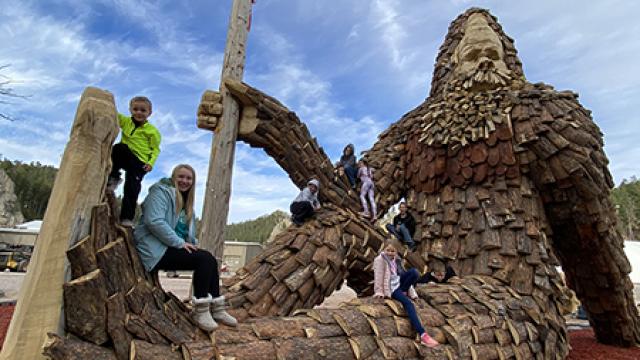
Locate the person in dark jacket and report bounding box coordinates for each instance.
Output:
[419,259,457,284]
[335,144,357,188]
[385,202,417,250]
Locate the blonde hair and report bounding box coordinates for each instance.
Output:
[171,164,196,224]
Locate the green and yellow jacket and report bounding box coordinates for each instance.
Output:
[118,113,161,166]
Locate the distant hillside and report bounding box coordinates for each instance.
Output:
[611,177,640,240]
[225,210,289,243]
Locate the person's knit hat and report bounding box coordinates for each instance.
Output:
[308,179,320,189]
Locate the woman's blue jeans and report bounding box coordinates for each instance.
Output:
[391,268,424,335]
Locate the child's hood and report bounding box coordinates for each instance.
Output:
[343,143,355,154]
[149,177,175,196]
[308,179,320,190]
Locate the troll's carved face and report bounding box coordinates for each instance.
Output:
[452,14,512,91]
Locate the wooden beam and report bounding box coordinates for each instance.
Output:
[199,0,253,261]
[0,87,119,360]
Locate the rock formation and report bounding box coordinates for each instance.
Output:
[0,168,24,227]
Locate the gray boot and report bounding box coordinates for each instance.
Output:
[192,295,218,332]
[211,295,238,327]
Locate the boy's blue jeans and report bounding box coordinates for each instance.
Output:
[386,223,415,248]
[391,268,424,335]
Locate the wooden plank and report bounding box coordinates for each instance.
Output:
[1,87,119,360]
[199,0,254,263]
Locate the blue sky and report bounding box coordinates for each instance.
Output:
[1,0,639,223]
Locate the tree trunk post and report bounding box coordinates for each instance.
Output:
[199,0,253,261]
[0,87,118,360]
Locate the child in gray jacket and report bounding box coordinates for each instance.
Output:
[290,179,321,225]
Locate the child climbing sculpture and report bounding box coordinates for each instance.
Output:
[335,144,357,189]
[289,179,321,225]
[357,159,377,221]
[198,8,640,354]
[108,96,161,226]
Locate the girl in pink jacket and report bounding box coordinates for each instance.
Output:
[373,243,439,348]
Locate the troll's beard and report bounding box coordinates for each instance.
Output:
[457,63,513,92]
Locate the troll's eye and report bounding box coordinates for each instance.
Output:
[464,49,480,62]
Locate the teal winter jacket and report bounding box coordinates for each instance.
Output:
[133,178,198,271]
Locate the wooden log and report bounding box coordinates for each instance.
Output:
[181,341,216,360]
[63,269,109,345]
[274,337,354,360]
[142,305,192,345]
[470,343,499,360]
[251,318,313,339]
[271,256,301,282]
[347,336,379,360]
[91,203,111,251]
[1,87,119,360]
[66,235,98,279]
[126,280,158,315]
[125,314,169,345]
[164,297,204,341]
[284,264,316,292]
[121,226,147,281]
[106,293,133,360]
[42,333,116,360]
[245,275,276,303]
[95,238,136,296]
[303,323,345,338]
[130,340,182,360]
[217,340,277,360]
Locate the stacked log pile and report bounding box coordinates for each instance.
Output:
[217,275,568,359]
[223,204,409,321]
[43,196,213,360]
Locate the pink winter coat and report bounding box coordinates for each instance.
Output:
[373,252,418,299]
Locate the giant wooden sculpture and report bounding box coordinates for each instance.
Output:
[10,7,639,360]
[201,7,640,356]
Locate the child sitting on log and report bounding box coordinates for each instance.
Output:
[334,144,357,189]
[419,258,457,284]
[290,179,321,226]
[373,242,439,348]
[385,202,417,251]
[357,159,377,221]
[107,96,161,227]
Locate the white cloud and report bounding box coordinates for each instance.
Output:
[3,0,640,222]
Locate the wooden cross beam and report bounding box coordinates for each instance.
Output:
[198,0,254,262]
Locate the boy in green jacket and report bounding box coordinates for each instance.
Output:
[108,96,161,226]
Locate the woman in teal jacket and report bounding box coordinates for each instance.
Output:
[134,164,236,332]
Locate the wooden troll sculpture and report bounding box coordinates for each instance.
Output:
[39,8,640,360]
[200,8,640,359]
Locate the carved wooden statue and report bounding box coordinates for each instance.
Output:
[30,8,640,360]
[199,7,640,357]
